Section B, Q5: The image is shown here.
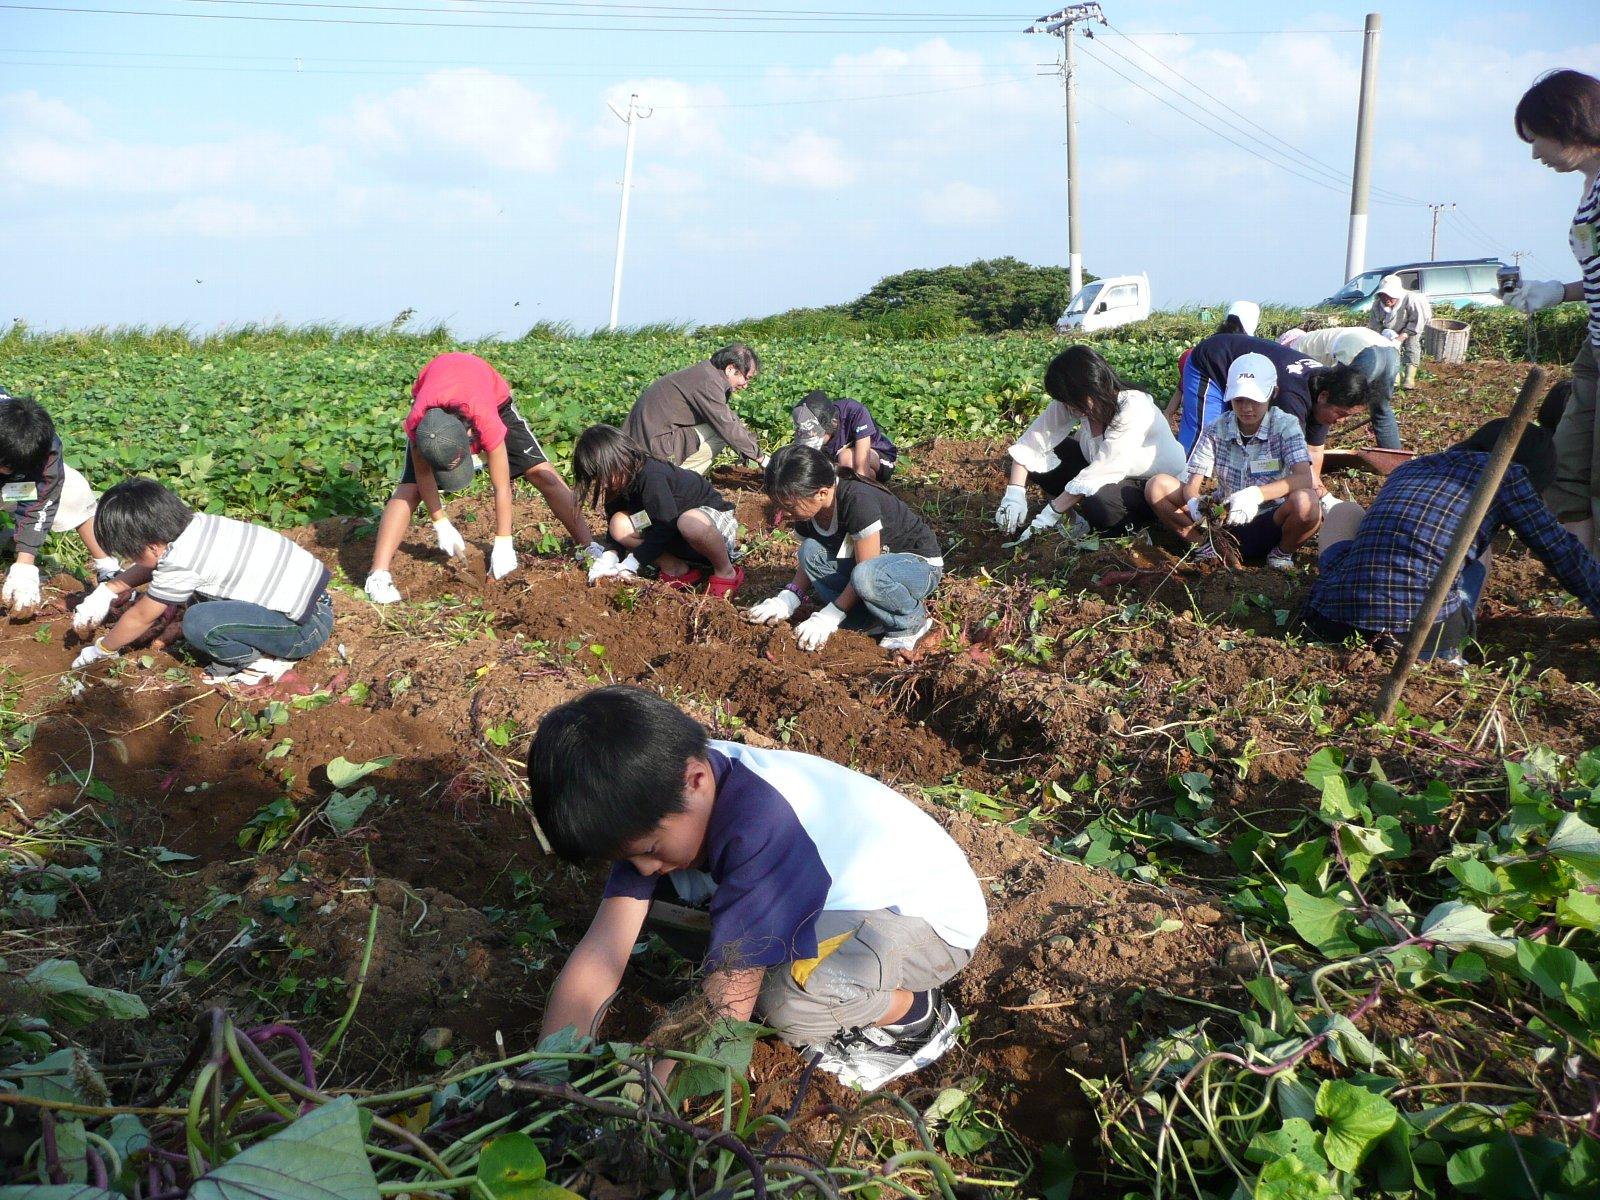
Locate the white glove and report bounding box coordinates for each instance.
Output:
[91,556,121,582]
[72,583,118,633]
[1319,491,1342,516]
[1225,486,1264,526]
[1017,505,1062,544]
[1185,496,1206,524]
[995,484,1029,534]
[615,553,641,579]
[795,603,846,652]
[1381,328,1399,342]
[433,518,467,559]
[489,536,517,581]
[586,550,621,583]
[746,590,802,625]
[578,541,607,565]
[1508,279,1565,314]
[757,454,771,469]
[2,563,40,611]
[72,640,116,670]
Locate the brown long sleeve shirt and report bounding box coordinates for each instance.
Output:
[623,360,762,465]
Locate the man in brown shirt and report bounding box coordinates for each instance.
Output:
[624,344,765,474]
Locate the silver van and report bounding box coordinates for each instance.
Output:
[1319,258,1507,313]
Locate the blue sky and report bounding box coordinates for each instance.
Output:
[1,1,1596,336]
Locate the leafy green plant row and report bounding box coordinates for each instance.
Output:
[1062,743,1600,1199]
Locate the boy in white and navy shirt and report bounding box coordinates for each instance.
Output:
[531,685,987,1090]
[70,478,333,687]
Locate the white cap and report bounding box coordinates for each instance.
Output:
[1278,327,1307,347]
[1226,300,1261,336]
[1224,353,1277,404]
[1376,274,1404,299]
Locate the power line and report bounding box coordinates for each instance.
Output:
[1098,21,1424,207]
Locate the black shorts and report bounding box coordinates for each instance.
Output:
[399,399,548,491]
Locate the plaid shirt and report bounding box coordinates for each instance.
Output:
[1306,450,1600,632]
[1185,408,1311,499]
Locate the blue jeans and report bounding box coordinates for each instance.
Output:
[182,593,334,672]
[797,539,941,635]
[1351,345,1402,450]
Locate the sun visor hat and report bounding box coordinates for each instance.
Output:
[792,390,836,450]
[414,408,476,492]
[1224,353,1277,405]
[1226,300,1261,336]
[1376,274,1404,300]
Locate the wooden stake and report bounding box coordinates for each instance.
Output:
[1370,367,1547,723]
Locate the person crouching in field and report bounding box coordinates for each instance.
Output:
[994,345,1185,542]
[624,344,767,476]
[1297,385,1600,664]
[530,685,988,1090]
[748,445,944,655]
[573,424,745,598]
[363,352,603,605]
[0,389,121,614]
[69,478,333,688]
[1146,354,1322,570]
[791,390,900,482]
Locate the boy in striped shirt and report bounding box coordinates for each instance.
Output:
[70,478,334,687]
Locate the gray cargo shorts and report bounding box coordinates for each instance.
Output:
[756,908,972,1046]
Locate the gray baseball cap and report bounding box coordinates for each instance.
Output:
[414,409,476,492]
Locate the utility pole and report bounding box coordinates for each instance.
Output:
[1428,202,1455,260]
[1344,12,1381,283]
[1511,250,1528,268]
[607,93,650,332]
[1026,4,1104,299]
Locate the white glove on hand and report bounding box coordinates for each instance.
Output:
[3,563,40,611]
[746,590,802,625]
[1381,328,1399,342]
[795,602,846,652]
[995,484,1029,534]
[757,454,771,469]
[91,556,122,582]
[615,553,641,579]
[72,640,116,670]
[1018,505,1063,544]
[489,536,517,581]
[578,541,607,565]
[1185,496,1206,524]
[586,550,621,583]
[1508,279,1565,314]
[72,582,118,633]
[433,518,467,559]
[1225,486,1265,526]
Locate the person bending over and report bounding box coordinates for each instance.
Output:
[995,345,1185,541]
[624,344,766,476]
[791,390,900,482]
[1280,325,1404,450]
[1147,354,1322,571]
[364,352,601,605]
[531,685,987,1091]
[748,444,943,655]
[574,424,744,598]
[0,389,120,613]
[71,478,334,688]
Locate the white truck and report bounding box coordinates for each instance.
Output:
[1055,273,1151,334]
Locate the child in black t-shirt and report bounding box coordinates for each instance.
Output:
[747,445,943,654]
[573,425,744,598]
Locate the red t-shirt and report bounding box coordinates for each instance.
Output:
[403,353,510,454]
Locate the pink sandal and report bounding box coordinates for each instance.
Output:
[705,566,745,600]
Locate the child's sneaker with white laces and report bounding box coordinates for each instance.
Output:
[1266,547,1296,572]
[808,988,961,1091]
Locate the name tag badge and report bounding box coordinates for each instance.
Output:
[1249,456,1283,475]
[630,510,652,531]
[1573,219,1598,261]
[1,482,39,503]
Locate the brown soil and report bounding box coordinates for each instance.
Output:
[4,360,1596,1182]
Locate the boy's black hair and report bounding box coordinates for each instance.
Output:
[1310,363,1370,411]
[799,390,840,436]
[1515,69,1600,148]
[1452,420,1556,484]
[710,343,760,377]
[571,423,651,509]
[0,395,57,476]
[1217,314,1249,337]
[527,685,707,863]
[93,477,195,559]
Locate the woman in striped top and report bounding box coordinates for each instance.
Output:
[1509,69,1600,553]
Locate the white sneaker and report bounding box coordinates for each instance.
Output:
[244,657,295,682]
[1266,548,1296,572]
[364,571,402,604]
[205,664,265,688]
[809,991,961,1091]
[879,619,933,653]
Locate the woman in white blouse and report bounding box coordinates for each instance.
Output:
[995,345,1187,541]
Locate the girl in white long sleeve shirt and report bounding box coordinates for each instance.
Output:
[995,346,1186,540]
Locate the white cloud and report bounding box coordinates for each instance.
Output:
[918,181,1003,227]
[0,90,92,138]
[344,69,565,173]
[114,197,307,239]
[747,130,855,190]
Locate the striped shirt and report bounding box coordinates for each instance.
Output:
[1185,408,1311,500]
[1574,170,1600,351]
[149,514,331,622]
